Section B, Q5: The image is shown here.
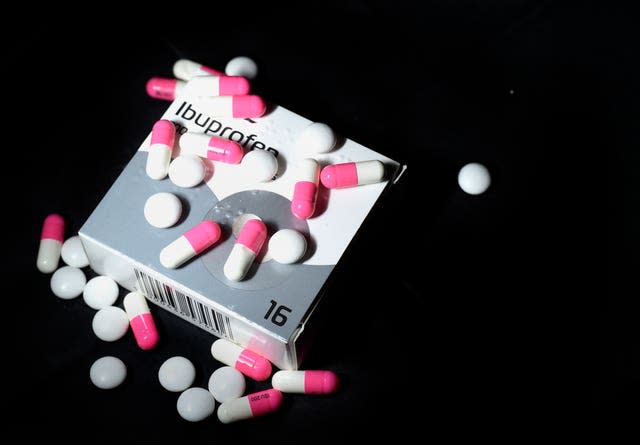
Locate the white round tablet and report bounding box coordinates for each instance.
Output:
[208,366,245,403]
[268,229,307,264]
[90,356,127,389]
[225,56,258,79]
[60,236,89,268]
[169,155,206,188]
[297,122,336,154]
[177,388,216,422]
[144,192,182,228]
[458,163,491,195]
[158,356,196,392]
[50,266,86,299]
[92,306,129,342]
[241,149,278,182]
[83,276,119,310]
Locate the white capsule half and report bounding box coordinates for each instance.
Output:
[146,145,172,180]
[173,59,223,80]
[37,239,62,273]
[223,244,256,281]
[160,237,194,269]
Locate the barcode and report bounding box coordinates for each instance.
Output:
[134,268,234,340]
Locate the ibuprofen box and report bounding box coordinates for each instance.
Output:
[80,88,400,370]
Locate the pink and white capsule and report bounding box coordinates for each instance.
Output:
[160,221,222,269]
[291,159,320,219]
[272,370,339,394]
[211,338,272,381]
[179,133,244,164]
[217,389,283,424]
[37,214,65,273]
[173,59,223,80]
[146,120,176,180]
[223,219,267,281]
[123,291,159,350]
[197,95,267,119]
[146,77,185,101]
[320,160,385,189]
[185,76,250,97]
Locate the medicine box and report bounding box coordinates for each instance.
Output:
[79,87,400,370]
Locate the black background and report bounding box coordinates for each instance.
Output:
[4,1,630,438]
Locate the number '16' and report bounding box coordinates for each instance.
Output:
[264,300,292,327]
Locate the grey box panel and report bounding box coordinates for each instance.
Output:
[81,151,334,340]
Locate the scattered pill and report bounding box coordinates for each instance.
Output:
[179,133,244,164]
[272,370,339,394]
[291,159,320,219]
[50,266,86,299]
[196,95,266,119]
[268,229,307,264]
[168,155,206,188]
[208,366,246,403]
[83,276,119,310]
[160,220,222,269]
[158,356,196,392]
[123,291,159,350]
[458,162,491,195]
[60,236,90,268]
[320,160,385,189]
[211,339,272,381]
[90,356,127,389]
[144,192,182,228]
[92,306,129,342]
[223,219,267,281]
[217,389,282,424]
[241,149,277,182]
[146,120,176,180]
[184,75,250,96]
[297,122,336,154]
[177,388,216,422]
[146,77,185,101]
[173,58,224,80]
[225,56,258,79]
[37,214,65,273]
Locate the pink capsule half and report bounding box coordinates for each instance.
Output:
[179,133,244,164]
[291,159,320,219]
[146,77,185,101]
[217,389,283,424]
[123,291,159,350]
[173,58,224,80]
[159,221,222,269]
[37,214,65,273]
[320,160,385,189]
[207,136,244,164]
[223,219,267,281]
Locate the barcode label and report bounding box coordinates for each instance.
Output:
[134,268,234,340]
